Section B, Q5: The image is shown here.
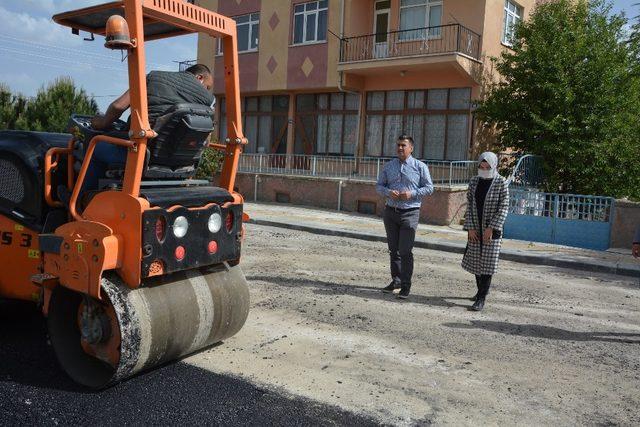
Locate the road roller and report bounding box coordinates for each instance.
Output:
[0,0,250,388]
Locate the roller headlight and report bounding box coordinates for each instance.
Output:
[208,212,222,233]
[172,216,189,238]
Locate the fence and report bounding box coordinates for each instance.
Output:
[504,190,614,250]
[506,154,544,189]
[340,24,481,63]
[237,154,477,187]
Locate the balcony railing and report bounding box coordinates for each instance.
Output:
[339,24,481,63]
[177,59,196,71]
[238,154,478,187]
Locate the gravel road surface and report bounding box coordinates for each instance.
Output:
[1,224,639,425]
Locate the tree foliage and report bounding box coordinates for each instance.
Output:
[196,145,224,180]
[0,83,27,130]
[477,0,640,199]
[1,77,98,133]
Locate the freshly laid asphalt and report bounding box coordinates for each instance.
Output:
[0,300,378,426]
[244,202,640,278]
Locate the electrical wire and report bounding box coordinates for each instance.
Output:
[0,46,128,73]
[0,33,174,70]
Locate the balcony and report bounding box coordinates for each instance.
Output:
[339,23,481,65]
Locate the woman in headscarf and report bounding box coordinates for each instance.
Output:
[461,152,509,311]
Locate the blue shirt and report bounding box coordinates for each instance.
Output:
[376,156,434,209]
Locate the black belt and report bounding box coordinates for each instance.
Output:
[386,206,420,213]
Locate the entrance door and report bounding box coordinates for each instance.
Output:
[373,0,390,58]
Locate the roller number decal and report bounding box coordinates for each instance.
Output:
[0,231,34,247]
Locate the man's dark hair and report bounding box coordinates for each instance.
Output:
[397,134,414,145]
[185,63,211,76]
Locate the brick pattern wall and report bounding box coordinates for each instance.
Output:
[226,173,468,226]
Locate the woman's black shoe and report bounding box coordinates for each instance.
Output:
[381,282,401,293]
[470,292,479,302]
[471,297,485,311]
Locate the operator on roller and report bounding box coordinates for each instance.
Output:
[86,64,215,188]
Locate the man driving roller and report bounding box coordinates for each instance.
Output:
[91,63,214,130]
[85,64,214,189]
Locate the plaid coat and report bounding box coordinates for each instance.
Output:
[462,175,509,275]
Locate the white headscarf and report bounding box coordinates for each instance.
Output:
[478,151,498,179]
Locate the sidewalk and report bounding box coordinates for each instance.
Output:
[244,202,640,278]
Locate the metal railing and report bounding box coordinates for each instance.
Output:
[506,154,544,189]
[237,154,477,187]
[177,59,196,71]
[509,190,614,222]
[340,24,482,63]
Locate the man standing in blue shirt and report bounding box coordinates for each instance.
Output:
[376,135,434,299]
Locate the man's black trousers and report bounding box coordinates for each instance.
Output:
[383,206,420,286]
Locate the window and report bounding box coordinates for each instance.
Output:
[399,0,442,41]
[219,95,289,154]
[364,89,472,160]
[502,0,523,46]
[295,92,360,155]
[219,13,259,53]
[293,0,328,44]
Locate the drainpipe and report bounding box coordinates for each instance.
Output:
[340,0,345,39]
[254,174,260,202]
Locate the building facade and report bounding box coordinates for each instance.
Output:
[196,0,536,160]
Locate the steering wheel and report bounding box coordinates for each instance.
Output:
[109,118,128,132]
[70,114,127,131]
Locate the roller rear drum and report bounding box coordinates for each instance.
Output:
[47,263,250,388]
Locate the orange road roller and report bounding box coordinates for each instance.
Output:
[0,0,250,388]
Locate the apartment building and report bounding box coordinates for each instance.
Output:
[196,0,535,161]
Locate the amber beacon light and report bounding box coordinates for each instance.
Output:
[104,15,133,49]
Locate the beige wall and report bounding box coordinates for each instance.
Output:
[343,0,373,37]
[482,0,537,61]
[326,0,342,88]
[196,0,541,96]
[196,0,219,72]
[256,1,290,91]
[443,0,485,35]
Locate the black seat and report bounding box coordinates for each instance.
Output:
[144,103,214,179]
[100,103,214,181]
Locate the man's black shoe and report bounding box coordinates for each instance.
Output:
[382,282,401,293]
[471,297,485,311]
[397,287,410,299]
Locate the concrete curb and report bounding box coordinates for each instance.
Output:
[248,219,640,279]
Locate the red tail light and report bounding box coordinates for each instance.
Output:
[155,216,166,242]
[175,245,185,261]
[208,240,218,254]
[225,211,234,232]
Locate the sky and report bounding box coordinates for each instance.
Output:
[0,0,198,113]
[0,0,637,114]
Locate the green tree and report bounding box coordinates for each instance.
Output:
[0,83,27,130]
[14,77,98,133]
[196,146,224,179]
[477,0,640,199]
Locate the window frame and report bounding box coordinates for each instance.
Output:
[295,92,360,156]
[502,0,523,47]
[398,0,443,41]
[364,88,472,160]
[292,0,329,45]
[218,12,260,54]
[219,95,289,154]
